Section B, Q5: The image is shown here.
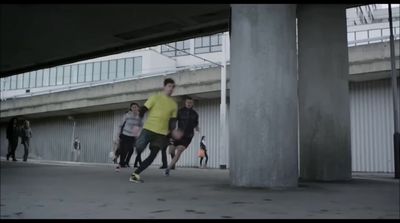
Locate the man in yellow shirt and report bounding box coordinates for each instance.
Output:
[129,78,183,183]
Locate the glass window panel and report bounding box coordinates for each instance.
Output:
[176,41,184,49]
[161,45,169,52]
[23,72,29,88]
[125,58,133,77]
[163,51,175,57]
[117,59,125,78]
[49,68,57,86]
[56,67,63,85]
[109,60,117,79]
[11,75,17,89]
[211,45,222,52]
[195,38,202,47]
[134,57,142,75]
[211,35,218,45]
[202,36,210,46]
[347,32,355,42]
[17,74,23,89]
[36,70,43,87]
[29,71,36,88]
[93,62,101,81]
[100,61,108,80]
[382,28,390,37]
[218,33,222,44]
[78,64,85,83]
[85,63,93,82]
[195,47,210,54]
[184,40,191,49]
[368,29,381,39]
[63,66,71,85]
[71,65,78,84]
[355,31,368,40]
[4,77,10,90]
[177,50,189,56]
[43,69,50,86]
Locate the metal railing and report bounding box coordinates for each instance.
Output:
[348,26,400,46]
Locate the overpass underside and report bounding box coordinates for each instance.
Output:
[1,4,398,188]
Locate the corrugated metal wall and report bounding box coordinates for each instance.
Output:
[2,78,397,172]
[0,111,114,163]
[349,78,398,173]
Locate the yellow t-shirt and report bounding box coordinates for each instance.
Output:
[143,93,178,135]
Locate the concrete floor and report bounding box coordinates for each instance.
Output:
[0,159,399,219]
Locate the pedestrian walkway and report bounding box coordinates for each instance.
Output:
[0,159,398,219]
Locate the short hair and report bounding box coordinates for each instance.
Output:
[130,102,139,108]
[184,96,193,101]
[164,78,175,86]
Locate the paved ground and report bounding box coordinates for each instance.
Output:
[0,159,399,219]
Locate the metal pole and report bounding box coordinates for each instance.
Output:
[219,32,228,169]
[388,4,400,179]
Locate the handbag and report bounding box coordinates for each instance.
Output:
[198,149,205,158]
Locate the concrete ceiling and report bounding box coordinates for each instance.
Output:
[0,4,230,77]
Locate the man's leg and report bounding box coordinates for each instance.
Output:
[134,145,160,174]
[159,146,168,169]
[165,145,186,175]
[134,151,142,167]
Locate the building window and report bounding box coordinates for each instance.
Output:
[194,33,223,54]
[109,60,117,80]
[125,58,134,77]
[3,77,10,90]
[49,67,57,86]
[43,69,50,86]
[93,62,101,81]
[100,61,108,80]
[56,67,63,85]
[161,40,190,57]
[10,75,17,90]
[78,64,85,83]
[63,66,71,85]
[29,71,36,88]
[71,65,78,84]
[17,74,23,89]
[36,70,43,87]
[23,72,29,88]
[134,57,142,75]
[117,59,125,78]
[85,62,93,82]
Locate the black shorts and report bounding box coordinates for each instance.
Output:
[173,135,193,148]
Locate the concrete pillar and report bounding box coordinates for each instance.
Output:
[230,4,298,188]
[297,5,352,181]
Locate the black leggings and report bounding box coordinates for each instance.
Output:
[7,139,18,160]
[119,135,136,166]
[200,150,208,166]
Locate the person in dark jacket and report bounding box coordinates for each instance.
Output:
[6,117,19,161]
[165,96,199,176]
[21,120,32,162]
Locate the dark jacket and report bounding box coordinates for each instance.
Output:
[177,107,199,137]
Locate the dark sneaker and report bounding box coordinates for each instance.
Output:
[164,169,170,176]
[129,173,143,183]
[115,166,120,172]
[6,154,10,161]
[159,166,167,169]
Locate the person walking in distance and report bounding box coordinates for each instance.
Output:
[165,96,199,176]
[6,117,19,161]
[73,137,81,162]
[21,120,32,162]
[129,78,183,183]
[199,136,208,168]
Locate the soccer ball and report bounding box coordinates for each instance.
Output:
[171,129,183,140]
